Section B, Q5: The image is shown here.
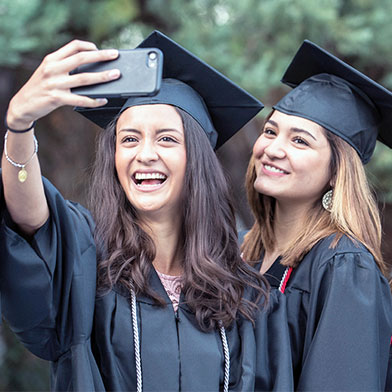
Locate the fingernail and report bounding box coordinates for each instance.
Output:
[95,98,108,105]
[109,69,120,78]
[107,49,118,58]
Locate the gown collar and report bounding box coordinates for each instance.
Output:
[112,266,195,313]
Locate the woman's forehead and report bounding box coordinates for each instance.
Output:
[116,104,183,133]
[270,110,326,137]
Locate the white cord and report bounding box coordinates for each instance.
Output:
[130,289,143,392]
[130,288,230,392]
[219,321,230,392]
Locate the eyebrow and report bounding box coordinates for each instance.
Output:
[266,119,317,141]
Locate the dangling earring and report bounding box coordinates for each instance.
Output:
[322,189,333,212]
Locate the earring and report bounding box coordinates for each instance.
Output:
[322,189,333,212]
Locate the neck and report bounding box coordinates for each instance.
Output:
[261,200,309,273]
[273,200,311,251]
[140,212,183,276]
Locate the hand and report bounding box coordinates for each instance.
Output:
[6,40,120,130]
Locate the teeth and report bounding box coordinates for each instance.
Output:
[264,164,286,174]
[135,172,167,180]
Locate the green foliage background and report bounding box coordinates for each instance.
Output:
[1,0,392,389]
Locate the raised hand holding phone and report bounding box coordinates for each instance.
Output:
[2,40,121,234]
[6,40,121,131]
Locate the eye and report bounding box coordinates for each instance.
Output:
[262,127,277,137]
[293,136,309,146]
[121,135,138,143]
[159,135,178,143]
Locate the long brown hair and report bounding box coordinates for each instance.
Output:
[89,106,268,331]
[242,111,389,279]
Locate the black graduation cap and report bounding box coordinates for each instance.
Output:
[75,30,263,148]
[273,39,392,163]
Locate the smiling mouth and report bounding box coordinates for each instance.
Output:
[133,172,168,186]
[263,164,288,174]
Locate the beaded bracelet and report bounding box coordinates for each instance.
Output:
[4,131,38,183]
[4,112,36,133]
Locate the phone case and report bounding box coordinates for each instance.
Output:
[71,48,163,98]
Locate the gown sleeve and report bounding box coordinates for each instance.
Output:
[296,249,392,391]
[254,288,294,391]
[0,173,97,362]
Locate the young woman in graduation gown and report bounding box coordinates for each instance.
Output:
[0,31,293,391]
[241,40,392,391]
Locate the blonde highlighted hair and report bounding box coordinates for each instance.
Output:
[241,114,389,279]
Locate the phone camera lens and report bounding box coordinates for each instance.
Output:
[147,51,158,68]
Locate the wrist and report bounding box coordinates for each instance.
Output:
[5,105,35,131]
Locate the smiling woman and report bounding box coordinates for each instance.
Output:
[242,39,392,390]
[114,104,187,219]
[0,31,294,391]
[253,111,332,208]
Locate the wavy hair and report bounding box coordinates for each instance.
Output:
[89,106,268,331]
[242,111,389,280]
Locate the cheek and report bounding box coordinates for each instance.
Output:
[171,146,187,170]
[297,154,331,186]
[252,136,266,157]
[176,154,187,180]
[313,149,332,183]
[317,160,332,188]
[114,149,128,182]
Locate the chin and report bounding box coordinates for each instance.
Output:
[254,183,270,195]
[134,203,162,213]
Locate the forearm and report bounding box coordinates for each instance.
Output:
[1,40,119,234]
[2,109,49,235]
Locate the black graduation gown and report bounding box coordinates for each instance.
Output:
[0,176,293,391]
[258,235,392,391]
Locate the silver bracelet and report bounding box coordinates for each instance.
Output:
[4,130,38,183]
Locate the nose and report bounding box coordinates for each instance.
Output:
[254,134,286,160]
[136,139,159,163]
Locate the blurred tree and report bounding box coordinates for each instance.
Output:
[0,0,141,65]
[0,0,68,66]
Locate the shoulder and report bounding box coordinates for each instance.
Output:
[289,233,381,292]
[304,233,375,269]
[66,200,95,233]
